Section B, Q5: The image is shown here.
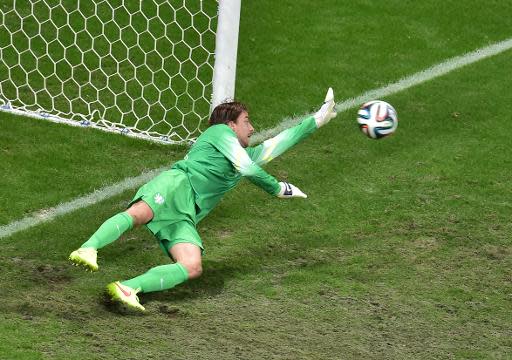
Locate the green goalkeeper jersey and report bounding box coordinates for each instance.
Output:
[172,115,317,222]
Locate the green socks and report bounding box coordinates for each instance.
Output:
[81,212,134,250]
[121,263,189,293]
[81,211,189,294]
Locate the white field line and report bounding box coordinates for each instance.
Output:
[1,37,512,239]
[0,167,167,239]
[250,37,512,144]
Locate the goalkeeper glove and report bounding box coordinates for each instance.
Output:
[314,87,337,128]
[277,182,307,198]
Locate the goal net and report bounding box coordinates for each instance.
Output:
[0,0,239,144]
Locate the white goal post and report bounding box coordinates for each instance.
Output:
[0,0,241,144]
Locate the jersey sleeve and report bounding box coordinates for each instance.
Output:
[246,115,317,165]
[210,126,281,196]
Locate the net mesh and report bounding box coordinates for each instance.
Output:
[0,0,218,143]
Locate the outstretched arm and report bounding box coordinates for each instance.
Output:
[210,127,308,198]
[247,88,337,166]
[246,116,317,166]
[214,133,280,195]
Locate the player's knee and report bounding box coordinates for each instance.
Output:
[127,201,153,226]
[181,261,202,279]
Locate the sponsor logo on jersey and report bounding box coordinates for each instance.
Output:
[154,193,165,205]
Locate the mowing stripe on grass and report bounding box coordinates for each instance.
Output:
[251,37,512,144]
[1,37,511,239]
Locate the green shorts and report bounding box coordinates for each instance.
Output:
[130,169,203,257]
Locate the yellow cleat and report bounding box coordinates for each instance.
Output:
[106,281,145,312]
[69,248,98,272]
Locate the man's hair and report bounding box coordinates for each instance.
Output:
[208,101,248,126]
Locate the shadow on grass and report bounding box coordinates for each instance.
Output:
[1,216,335,318]
[142,259,250,303]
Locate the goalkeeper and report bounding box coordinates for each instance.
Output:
[69,88,337,311]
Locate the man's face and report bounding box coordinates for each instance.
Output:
[229,111,254,148]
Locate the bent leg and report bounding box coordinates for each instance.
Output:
[126,200,154,226]
[80,211,133,250]
[120,243,201,293]
[121,262,189,293]
[81,200,153,250]
[70,201,153,271]
[169,242,203,279]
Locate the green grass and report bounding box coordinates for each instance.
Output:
[0,114,187,225]
[1,0,512,359]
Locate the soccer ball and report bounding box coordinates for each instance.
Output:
[357,100,398,139]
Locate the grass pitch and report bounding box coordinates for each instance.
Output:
[1,1,512,359]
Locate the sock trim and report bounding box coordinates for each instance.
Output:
[120,211,134,230]
[175,262,189,281]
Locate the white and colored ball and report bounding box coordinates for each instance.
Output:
[357,100,398,139]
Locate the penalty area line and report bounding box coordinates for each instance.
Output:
[2,37,512,239]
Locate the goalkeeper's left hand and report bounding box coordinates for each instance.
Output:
[314,87,337,128]
[277,182,307,199]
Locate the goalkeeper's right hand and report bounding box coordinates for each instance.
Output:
[277,182,307,199]
[314,87,337,128]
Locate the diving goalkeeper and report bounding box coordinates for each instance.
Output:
[69,88,337,311]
